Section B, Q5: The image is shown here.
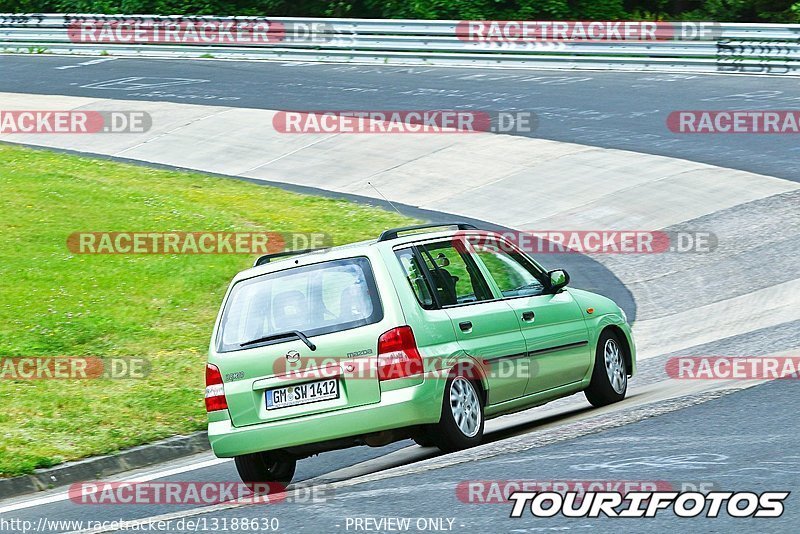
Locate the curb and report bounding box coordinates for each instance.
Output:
[0,431,210,501]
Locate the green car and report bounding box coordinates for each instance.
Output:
[206,223,635,485]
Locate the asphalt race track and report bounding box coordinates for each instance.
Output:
[1,56,799,182]
[0,55,798,533]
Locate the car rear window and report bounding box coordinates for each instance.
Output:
[216,257,382,352]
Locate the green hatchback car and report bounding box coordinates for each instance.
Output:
[206,223,635,485]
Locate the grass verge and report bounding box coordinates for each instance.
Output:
[0,144,416,477]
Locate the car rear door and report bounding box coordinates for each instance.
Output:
[412,238,529,405]
[468,237,592,395]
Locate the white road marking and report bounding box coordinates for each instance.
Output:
[0,457,230,514]
[54,58,117,70]
[79,77,209,90]
[114,108,235,157]
[240,134,339,174]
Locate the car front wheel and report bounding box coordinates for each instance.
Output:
[584,330,628,407]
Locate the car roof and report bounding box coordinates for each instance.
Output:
[234,224,487,282]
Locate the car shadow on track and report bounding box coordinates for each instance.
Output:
[303,401,604,487]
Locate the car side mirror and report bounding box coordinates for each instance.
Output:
[547,269,570,293]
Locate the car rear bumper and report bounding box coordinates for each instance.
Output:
[208,371,446,458]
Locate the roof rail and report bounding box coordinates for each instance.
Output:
[377,223,478,242]
[253,247,329,267]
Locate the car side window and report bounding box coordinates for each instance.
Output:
[416,240,493,306]
[395,248,435,309]
[471,240,546,298]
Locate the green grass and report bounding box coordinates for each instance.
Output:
[0,144,417,477]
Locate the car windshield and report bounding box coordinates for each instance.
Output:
[216,256,382,352]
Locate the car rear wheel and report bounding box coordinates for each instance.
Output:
[584,330,628,407]
[234,451,296,489]
[430,373,485,453]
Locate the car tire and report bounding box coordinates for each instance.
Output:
[430,373,485,453]
[234,451,296,489]
[584,330,628,407]
[411,428,435,447]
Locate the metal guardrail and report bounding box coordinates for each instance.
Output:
[1,14,799,74]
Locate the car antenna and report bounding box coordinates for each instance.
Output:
[368,181,404,217]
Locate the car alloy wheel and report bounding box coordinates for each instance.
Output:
[449,376,482,438]
[604,338,627,394]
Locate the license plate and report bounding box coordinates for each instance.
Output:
[266,379,339,410]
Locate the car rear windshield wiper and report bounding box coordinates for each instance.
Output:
[240,330,317,351]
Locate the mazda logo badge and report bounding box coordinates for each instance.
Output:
[285,350,301,363]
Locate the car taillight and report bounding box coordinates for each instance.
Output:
[205,363,228,412]
[377,326,424,381]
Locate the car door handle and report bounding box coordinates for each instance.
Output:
[521,311,535,322]
[459,321,473,332]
